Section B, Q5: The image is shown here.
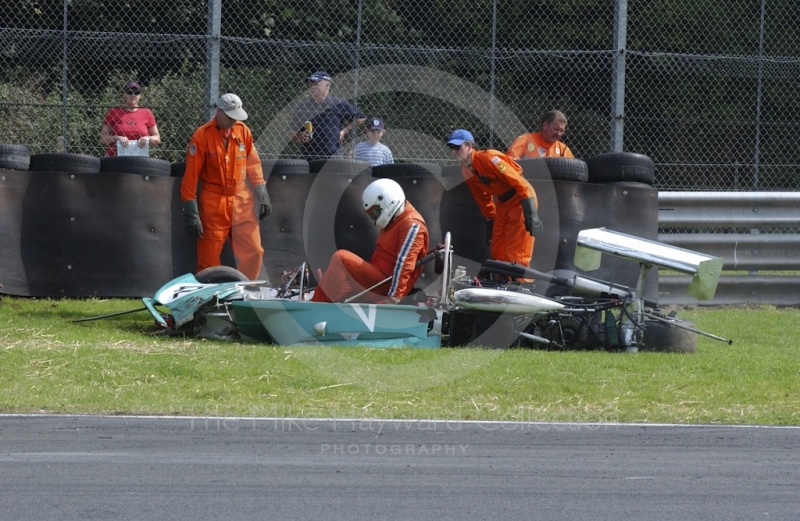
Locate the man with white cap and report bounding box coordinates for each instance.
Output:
[181,93,271,280]
[447,129,542,269]
[291,70,366,161]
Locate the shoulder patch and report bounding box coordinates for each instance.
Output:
[527,143,535,152]
[189,143,196,156]
[490,156,501,165]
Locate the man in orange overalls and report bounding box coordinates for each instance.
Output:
[507,109,574,159]
[448,129,542,267]
[181,93,271,280]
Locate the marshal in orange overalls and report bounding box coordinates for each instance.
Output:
[462,150,539,267]
[507,131,573,159]
[181,119,266,279]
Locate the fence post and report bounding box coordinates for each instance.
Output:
[610,0,628,153]
[60,0,68,152]
[205,0,222,121]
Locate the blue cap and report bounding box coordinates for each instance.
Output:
[306,70,332,83]
[366,117,385,130]
[447,129,474,146]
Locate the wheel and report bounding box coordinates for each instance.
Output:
[518,157,588,183]
[195,266,250,283]
[641,319,697,353]
[170,161,186,177]
[0,143,31,170]
[586,152,655,185]
[308,158,371,175]
[29,153,101,174]
[372,162,442,178]
[100,156,171,176]
[261,158,310,176]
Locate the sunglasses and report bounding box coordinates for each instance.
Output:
[447,143,462,150]
[123,90,141,95]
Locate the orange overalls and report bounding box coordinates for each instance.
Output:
[507,131,573,159]
[462,150,538,267]
[311,201,429,303]
[181,119,266,280]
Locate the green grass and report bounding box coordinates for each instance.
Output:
[1,297,798,425]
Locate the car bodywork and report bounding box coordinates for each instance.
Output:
[140,229,730,351]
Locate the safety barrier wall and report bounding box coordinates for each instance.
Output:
[0,166,659,301]
[658,192,800,306]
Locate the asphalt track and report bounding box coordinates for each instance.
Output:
[1,415,798,520]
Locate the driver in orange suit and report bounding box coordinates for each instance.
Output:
[447,129,542,268]
[181,93,271,280]
[311,178,428,303]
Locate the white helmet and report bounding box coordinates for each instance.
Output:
[362,178,406,229]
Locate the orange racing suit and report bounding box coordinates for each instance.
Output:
[181,119,266,280]
[311,201,429,303]
[507,131,573,159]
[461,149,538,267]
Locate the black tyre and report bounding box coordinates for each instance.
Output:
[519,157,588,183]
[29,153,101,174]
[600,181,657,190]
[586,152,655,185]
[0,143,31,170]
[100,156,171,177]
[195,266,250,283]
[372,162,443,178]
[309,158,371,175]
[641,319,697,353]
[171,161,186,177]
[261,158,310,176]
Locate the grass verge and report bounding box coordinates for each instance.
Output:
[1,297,798,425]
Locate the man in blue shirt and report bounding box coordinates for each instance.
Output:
[290,70,366,161]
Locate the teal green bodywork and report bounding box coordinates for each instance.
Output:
[232,300,440,348]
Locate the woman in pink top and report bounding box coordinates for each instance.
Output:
[99,81,161,157]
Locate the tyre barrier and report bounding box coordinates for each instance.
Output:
[29,153,101,174]
[0,143,31,171]
[586,152,655,185]
[100,156,171,177]
[0,161,658,298]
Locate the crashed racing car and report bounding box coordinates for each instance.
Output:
[137,228,731,352]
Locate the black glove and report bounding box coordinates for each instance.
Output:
[252,183,271,220]
[520,197,543,237]
[485,219,494,246]
[182,199,203,239]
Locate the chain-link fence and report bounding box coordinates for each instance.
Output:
[2,0,799,191]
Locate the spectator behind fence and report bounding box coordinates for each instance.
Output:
[290,70,366,161]
[507,109,573,159]
[99,81,161,157]
[181,93,271,281]
[353,117,394,167]
[448,129,542,269]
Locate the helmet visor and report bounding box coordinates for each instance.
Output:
[365,204,382,225]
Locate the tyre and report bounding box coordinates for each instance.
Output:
[641,319,697,353]
[0,143,31,170]
[372,162,442,178]
[261,158,310,176]
[308,158,371,175]
[600,181,657,190]
[171,161,186,177]
[195,266,250,283]
[29,153,101,174]
[518,157,588,183]
[100,156,171,176]
[586,152,655,185]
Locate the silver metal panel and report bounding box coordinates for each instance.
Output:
[575,227,722,300]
